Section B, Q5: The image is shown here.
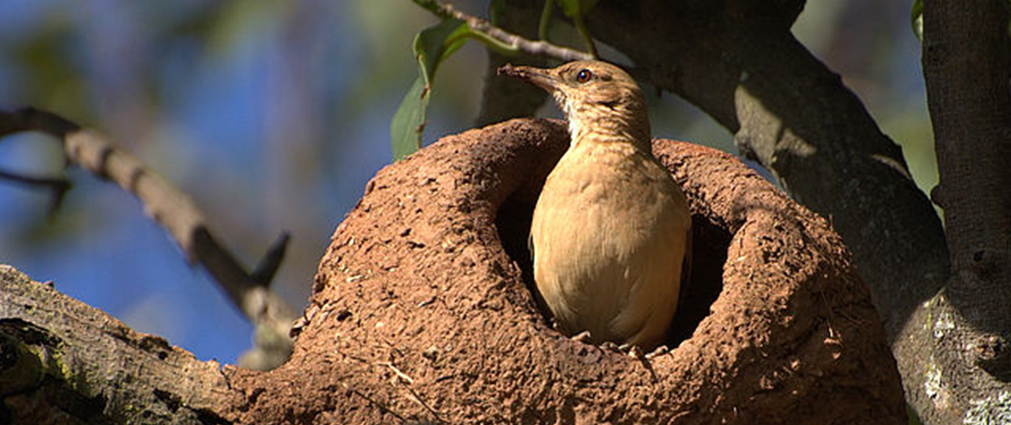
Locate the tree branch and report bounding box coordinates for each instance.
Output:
[0,265,239,423]
[0,107,297,370]
[413,0,592,62]
[0,168,71,217]
[923,0,1011,379]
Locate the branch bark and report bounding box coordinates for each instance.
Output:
[916,1,1011,422]
[923,0,1011,368]
[0,265,239,424]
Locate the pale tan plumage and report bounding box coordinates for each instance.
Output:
[499,60,692,350]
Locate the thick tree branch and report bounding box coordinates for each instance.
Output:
[0,265,238,423]
[915,4,1011,423]
[0,108,297,370]
[923,0,1011,369]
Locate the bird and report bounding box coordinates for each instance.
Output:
[498,60,692,350]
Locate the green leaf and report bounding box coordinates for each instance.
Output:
[555,0,599,57]
[390,77,428,161]
[490,0,507,24]
[557,0,599,18]
[390,18,470,161]
[910,0,923,42]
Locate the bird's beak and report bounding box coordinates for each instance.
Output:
[498,64,561,93]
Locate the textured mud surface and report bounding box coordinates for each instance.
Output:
[226,118,904,424]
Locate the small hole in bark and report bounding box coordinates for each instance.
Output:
[494,191,729,349]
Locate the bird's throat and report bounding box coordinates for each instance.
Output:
[563,99,651,151]
[567,115,651,152]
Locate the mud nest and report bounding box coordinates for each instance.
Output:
[233,118,904,424]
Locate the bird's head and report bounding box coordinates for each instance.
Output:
[498,60,650,148]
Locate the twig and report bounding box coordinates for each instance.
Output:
[250,231,291,285]
[378,361,445,424]
[401,383,445,424]
[413,0,593,62]
[0,168,71,217]
[380,361,415,384]
[0,107,297,368]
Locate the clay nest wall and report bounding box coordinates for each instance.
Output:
[227,118,905,424]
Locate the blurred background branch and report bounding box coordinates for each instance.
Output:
[0,107,295,370]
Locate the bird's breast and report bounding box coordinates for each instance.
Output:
[530,140,691,348]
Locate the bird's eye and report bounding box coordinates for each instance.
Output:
[576,69,593,83]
